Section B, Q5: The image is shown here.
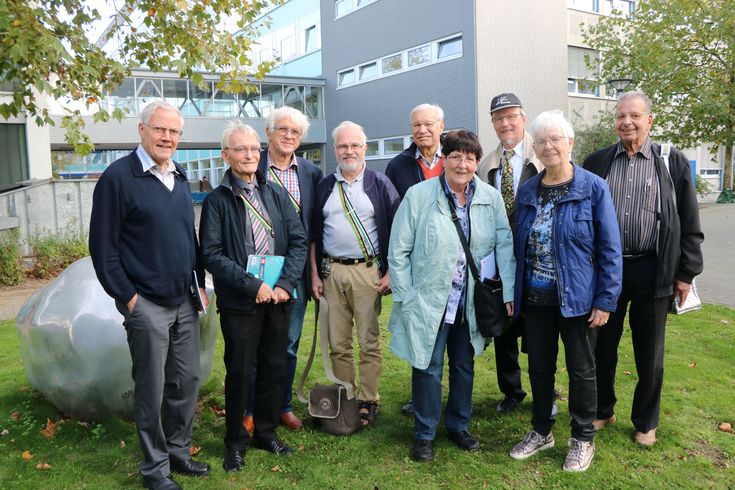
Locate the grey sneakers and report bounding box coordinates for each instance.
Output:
[509,430,555,460]
[563,438,595,472]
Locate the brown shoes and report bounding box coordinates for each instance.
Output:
[592,414,616,431]
[634,428,657,446]
[242,415,254,436]
[280,411,303,430]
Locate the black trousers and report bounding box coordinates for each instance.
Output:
[492,318,527,401]
[595,255,670,433]
[525,305,597,442]
[220,303,290,452]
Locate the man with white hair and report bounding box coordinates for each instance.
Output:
[311,121,400,426]
[90,100,210,490]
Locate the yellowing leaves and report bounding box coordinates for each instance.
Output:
[22,450,33,462]
[40,418,57,438]
[36,463,52,470]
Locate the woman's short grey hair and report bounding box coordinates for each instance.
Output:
[529,110,575,140]
[410,103,444,121]
[220,120,260,150]
[331,120,366,143]
[617,90,653,114]
[266,106,310,139]
[140,100,184,128]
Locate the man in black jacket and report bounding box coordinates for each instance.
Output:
[90,100,210,490]
[584,91,703,446]
[200,122,307,471]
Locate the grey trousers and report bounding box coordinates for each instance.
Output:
[116,294,200,483]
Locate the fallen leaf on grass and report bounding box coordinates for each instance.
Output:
[718,422,733,433]
[120,440,126,448]
[10,412,21,422]
[209,405,226,417]
[688,362,697,368]
[623,371,632,375]
[271,465,281,472]
[36,463,51,470]
[40,418,56,438]
[664,410,673,416]
[720,319,730,325]
[189,446,201,456]
[22,450,33,462]
[1,429,8,436]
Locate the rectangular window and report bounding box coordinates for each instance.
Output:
[700,169,720,176]
[359,62,377,80]
[366,140,379,157]
[437,36,462,59]
[407,45,431,67]
[384,137,404,155]
[335,0,351,17]
[338,69,355,86]
[602,0,635,15]
[568,46,599,95]
[567,0,596,11]
[280,36,295,61]
[304,25,317,52]
[381,53,402,74]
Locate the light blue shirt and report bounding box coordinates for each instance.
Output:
[442,178,475,325]
[493,139,525,195]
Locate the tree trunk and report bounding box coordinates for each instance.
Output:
[724,145,733,191]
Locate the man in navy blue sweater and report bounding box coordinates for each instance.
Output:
[90,100,209,490]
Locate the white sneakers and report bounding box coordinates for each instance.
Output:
[510,431,595,472]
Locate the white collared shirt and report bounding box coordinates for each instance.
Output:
[137,145,178,191]
[414,144,443,170]
[494,140,525,195]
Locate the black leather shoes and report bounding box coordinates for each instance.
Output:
[223,450,245,472]
[170,458,210,477]
[411,439,434,462]
[401,399,414,416]
[448,430,480,452]
[496,396,521,414]
[145,476,182,490]
[253,437,294,456]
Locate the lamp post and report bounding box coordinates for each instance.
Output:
[607,78,634,98]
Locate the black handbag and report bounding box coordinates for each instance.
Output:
[444,182,510,338]
[297,298,361,435]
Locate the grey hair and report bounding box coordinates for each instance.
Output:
[410,103,444,121]
[140,100,184,128]
[331,120,366,144]
[617,90,653,113]
[266,106,310,139]
[220,120,261,150]
[529,110,575,140]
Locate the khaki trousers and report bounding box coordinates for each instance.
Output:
[323,262,382,402]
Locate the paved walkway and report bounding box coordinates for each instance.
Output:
[1,203,733,321]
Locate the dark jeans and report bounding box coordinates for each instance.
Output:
[493,317,527,401]
[220,302,289,452]
[595,254,670,432]
[525,305,597,442]
[412,319,474,441]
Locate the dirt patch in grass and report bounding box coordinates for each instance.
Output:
[688,439,732,468]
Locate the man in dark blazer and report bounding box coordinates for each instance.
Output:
[584,90,703,446]
[245,106,322,432]
[90,100,210,490]
[200,121,307,471]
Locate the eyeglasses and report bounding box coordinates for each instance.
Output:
[492,113,522,124]
[411,120,439,130]
[225,146,261,154]
[335,143,365,152]
[446,153,477,165]
[615,112,649,121]
[274,125,302,137]
[533,136,568,148]
[143,123,183,137]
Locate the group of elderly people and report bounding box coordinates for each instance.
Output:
[92,88,702,488]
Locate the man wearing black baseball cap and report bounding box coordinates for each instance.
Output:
[478,92,544,415]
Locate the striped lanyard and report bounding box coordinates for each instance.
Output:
[337,182,379,268]
[268,166,302,213]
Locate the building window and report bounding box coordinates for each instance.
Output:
[567,0,635,15]
[568,46,600,96]
[335,0,378,18]
[359,62,377,80]
[407,45,431,67]
[700,169,720,176]
[338,69,355,87]
[437,36,462,59]
[366,140,379,157]
[304,25,317,52]
[381,53,402,74]
[280,36,295,61]
[384,137,404,155]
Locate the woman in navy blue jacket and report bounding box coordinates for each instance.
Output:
[508,110,621,473]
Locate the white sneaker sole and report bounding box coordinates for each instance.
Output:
[509,439,555,460]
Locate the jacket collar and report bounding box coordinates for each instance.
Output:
[517,163,591,206]
[220,168,267,194]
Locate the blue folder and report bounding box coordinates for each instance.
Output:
[246,255,297,299]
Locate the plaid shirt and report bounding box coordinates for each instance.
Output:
[267,152,301,209]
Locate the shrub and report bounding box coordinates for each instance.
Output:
[29,230,89,279]
[0,230,24,286]
[695,175,712,198]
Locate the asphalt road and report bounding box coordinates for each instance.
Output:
[696,203,735,307]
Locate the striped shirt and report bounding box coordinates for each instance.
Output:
[606,138,658,255]
[267,152,301,210]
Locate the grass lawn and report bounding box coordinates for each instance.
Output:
[0,301,733,489]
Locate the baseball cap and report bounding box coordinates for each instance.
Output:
[490,93,523,113]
